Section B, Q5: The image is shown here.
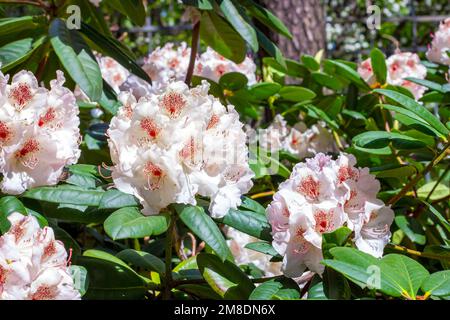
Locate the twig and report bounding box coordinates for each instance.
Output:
[250,190,275,199]
[387,141,450,206]
[425,164,450,202]
[387,244,450,261]
[184,21,200,86]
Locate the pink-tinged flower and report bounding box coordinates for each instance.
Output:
[267,153,393,277]
[0,70,81,194]
[108,81,254,218]
[97,56,130,92]
[252,114,339,159]
[0,212,80,300]
[426,18,450,66]
[226,227,282,277]
[196,47,257,85]
[358,51,427,99]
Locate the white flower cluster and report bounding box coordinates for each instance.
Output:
[0,212,80,300]
[358,51,427,99]
[267,153,394,277]
[426,18,450,66]
[108,81,254,218]
[120,42,257,98]
[0,70,81,194]
[226,227,282,277]
[98,56,130,93]
[255,115,339,159]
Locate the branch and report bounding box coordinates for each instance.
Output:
[184,21,200,86]
[162,214,176,299]
[387,141,450,206]
[387,244,450,262]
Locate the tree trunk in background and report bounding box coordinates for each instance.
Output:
[261,0,326,59]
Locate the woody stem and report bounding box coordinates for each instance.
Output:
[185,21,200,86]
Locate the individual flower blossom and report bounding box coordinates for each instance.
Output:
[267,153,394,277]
[358,51,427,99]
[225,227,282,277]
[108,81,254,218]
[97,56,130,93]
[196,47,257,85]
[0,212,81,300]
[426,18,450,66]
[252,114,339,159]
[0,70,81,194]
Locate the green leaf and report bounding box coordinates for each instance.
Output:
[370,48,387,84]
[74,255,149,299]
[422,201,450,233]
[177,205,232,261]
[104,207,170,240]
[404,77,445,93]
[245,241,279,257]
[324,60,370,91]
[372,165,417,179]
[421,271,450,297]
[219,72,248,91]
[239,197,266,215]
[22,185,104,206]
[322,227,352,259]
[69,265,89,297]
[353,131,427,149]
[374,89,450,138]
[98,189,139,209]
[279,86,316,102]
[0,36,46,73]
[79,22,151,84]
[255,27,286,68]
[197,253,255,299]
[116,249,165,275]
[220,208,271,241]
[182,0,213,9]
[311,72,344,91]
[240,0,292,38]
[49,18,102,101]
[394,215,426,245]
[417,182,450,201]
[248,82,281,100]
[106,0,146,26]
[249,280,283,300]
[0,196,27,234]
[200,11,246,63]
[217,0,258,52]
[0,16,36,37]
[301,55,320,71]
[249,147,290,178]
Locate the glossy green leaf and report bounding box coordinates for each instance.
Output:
[417,182,450,201]
[106,0,146,26]
[301,55,320,71]
[220,208,271,241]
[22,185,104,206]
[69,265,89,297]
[249,280,283,300]
[200,11,246,63]
[104,207,170,240]
[279,86,316,102]
[177,205,231,261]
[353,131,427,149]
[0,196,27,234]
[370,48,387,84]
[49,19,102,101]
[421,271,450,297]
[98,189,139,209]
[219,72,248,91]
[394,215,426,245]
[116,249,165,274]
[248,82,281,100]
[245,241,279,257]
[197,253,255,299]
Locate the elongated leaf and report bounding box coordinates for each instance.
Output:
[239,197,266,215]
[99,189,139,209]
[248,82,281,100]
[104,207,170,240]
[405,77,445,93]
[49,18,102,101]
[421,271,450,297]
[394,215,426,245]
[106,0,146,26]
[374,89,450,137]
[80,22,151,84]
[218,0,258,52]
[240,0,291,38]
[255,27,286,68]
[249,280,283,300]
[353,131,427,149]
[182,0,213,9]
[279,86,316,102]
[312,72,344,91]
[116,249,165,274]
[219,72,248,91]
[177,205,231,261]
[22,185,104,206]
[69,265,89,297]
[417,182,450,201]
[245,241,279,257]
[370,48,387,84]
[324,60,370,91]
[0,16,36,37]
[220,208,271,241]
[200,11,246,63]
[197,253,254,299]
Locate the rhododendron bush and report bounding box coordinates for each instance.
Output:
[0,0,449,301]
